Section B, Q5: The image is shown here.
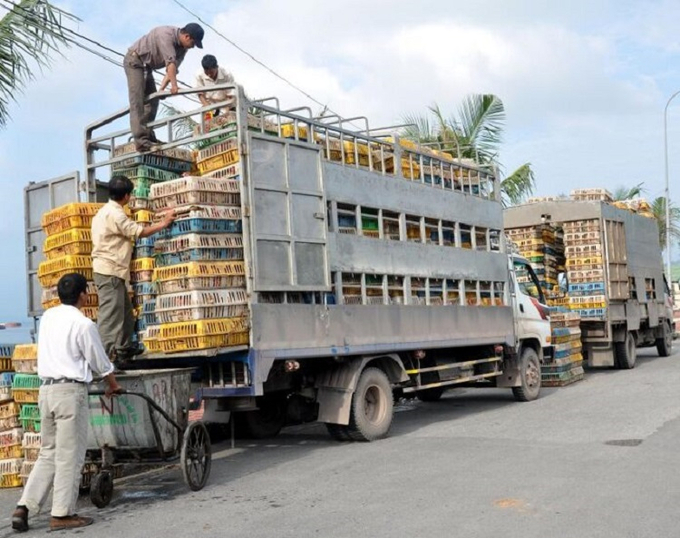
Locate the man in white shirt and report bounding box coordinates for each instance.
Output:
[91,176,174,362]
[195,54,235,112]
[11,273,121,532]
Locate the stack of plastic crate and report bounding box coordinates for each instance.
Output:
[38,203,102,320]
[570,188,613,203]
[563,219,606,320]
[19,431,41,486]
[148,176,248,353]
[0,427,23,489]
[0,345,14,404]
[507,224,563,300]
[542,309,584,387]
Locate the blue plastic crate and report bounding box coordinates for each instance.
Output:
[155,248,243,267]
[160,218,243,238]
[0,372,14,386]
[574,307,607,319]
[136,236,160,248]
[0,344,15,358]
[568,282,606,296]
[134,245,155,258]
[133,282,156,296]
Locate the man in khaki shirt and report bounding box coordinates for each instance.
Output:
[92,176,175,361]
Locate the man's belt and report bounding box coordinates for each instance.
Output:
[42,378,85,385]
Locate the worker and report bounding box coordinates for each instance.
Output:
[195,54,235,115]
[91,176,175,362]
[124,23,205,152]
[11,273,121,532]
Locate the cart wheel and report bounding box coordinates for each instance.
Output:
[181,421,212,491]
[90,471,114,508]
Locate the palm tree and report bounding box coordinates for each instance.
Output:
[650,197,680,251]
[612,182,645,201]
[401,94,536,206]
[0,0,76,127]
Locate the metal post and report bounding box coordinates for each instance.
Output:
[663,90,680,280]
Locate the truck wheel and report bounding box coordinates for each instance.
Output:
[656,322,672,357]
[347,367,394,442]
[512,347,541,402]
[416,387,445,402]
[615,332,637,369]
[325,423,352,441]
[235,396,286,439]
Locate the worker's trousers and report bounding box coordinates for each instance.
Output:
[124,51,158,150]
[18,383,89,517]
[94,273,135,358]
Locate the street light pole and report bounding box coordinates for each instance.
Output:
[663,90,680,280]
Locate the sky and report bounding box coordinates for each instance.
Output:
[1,0,680,323]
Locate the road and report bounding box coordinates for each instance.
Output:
[2,346,679,537]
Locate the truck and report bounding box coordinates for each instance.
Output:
[24,85,551,441]
[504,199,673,369]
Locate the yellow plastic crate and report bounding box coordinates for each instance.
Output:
[159,317,249,340]
[159,332,249,353]
[131,257,155,272]
[0,401,20,419]
[0,358,12,372]
[0,474,22,488]
[133,210,153,224]
[81,307,98,320]
[12,389,38,404]
[12,344,37,361]
[280,123,309,140]
[197,149,240,175]
[154,261,245,281]
[0,444,22,459]
[41,203,103,228]
[37,256,92,287]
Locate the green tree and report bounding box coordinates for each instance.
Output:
[612,182,645,201]
[0,0,76,127]
[650,196,680,251]
[401,94,536,206]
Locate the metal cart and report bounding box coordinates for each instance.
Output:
[86,369,211,508]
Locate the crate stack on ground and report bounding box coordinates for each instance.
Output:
[0,345,20,489]
[563,218,606,320]
[543,310,584,387]
[147,175,248,354]
[0,344,14,404]
[38,203,102,320]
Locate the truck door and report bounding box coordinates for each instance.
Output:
[512,258,550,345]
[24,172,81,318]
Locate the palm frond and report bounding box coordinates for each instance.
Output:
[0,0,78,127]
[400,112,436,144]
[612,182,645,201]
[456,94,505,164]
[500,163,536,207]
[651,196,680,250]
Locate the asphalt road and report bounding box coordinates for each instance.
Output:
[2,346,680,537]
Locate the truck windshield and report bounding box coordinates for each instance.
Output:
[514,260,547,304]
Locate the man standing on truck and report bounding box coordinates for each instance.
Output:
[195,54,235,115]
[91,176,175,362]
[11,273,121,532]
[124,23,204,152]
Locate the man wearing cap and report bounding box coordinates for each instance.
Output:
[195,54,236,115]
[124,23,204,152]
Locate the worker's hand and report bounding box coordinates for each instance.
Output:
[105,381,123,398]
[161,209,176,228]
[170,83,179,95]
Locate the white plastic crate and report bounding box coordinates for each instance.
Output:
[150,176,240,198]
[154,233,243,254]
[0,458,23,475]
[155,289,248,323]
[0,428,23,447]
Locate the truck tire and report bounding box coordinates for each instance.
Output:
[512,347,541,402]
[615,332,637,369]
[656,322,672,357]
[235,396,286,439]
[416,387,445,402]
[347,367,394,442]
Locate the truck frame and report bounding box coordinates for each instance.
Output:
[24,85,551,441]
